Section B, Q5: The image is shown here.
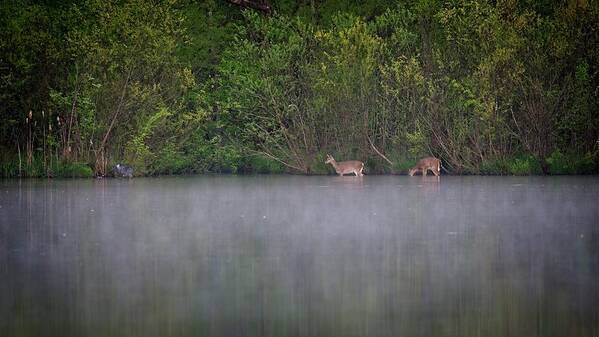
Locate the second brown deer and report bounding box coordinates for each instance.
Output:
[325,154,364,176]
[409,157,441,176]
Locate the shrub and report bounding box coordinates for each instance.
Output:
[0,160,18,177]
[243,154,284,174]
[150,142,191,175]
[508,156,542,175]
[546,150,599,175]
[393,159,417,175]
[577,151,599,174]
[53,162,94,178]
[479,158,510,175]
[310,153,332,175]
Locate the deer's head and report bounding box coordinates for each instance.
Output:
[325,154,335,164]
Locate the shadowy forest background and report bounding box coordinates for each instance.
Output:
[1,0,597,177]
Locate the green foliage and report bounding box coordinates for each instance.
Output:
[205,144,243,173]
[311,153,333,175]
[394,159,418,175]
[125,107,172,175]
[546,149,599,175]
[177,1,240,79]
[507,156,542,176]
[480,156,542,175]
[546,149,572,174]
[479,158,511,175]
[51,161,94,178]
[243,155,285,174]
[149,142,190,175]
[0,157,93,178]
[1,0,597,176]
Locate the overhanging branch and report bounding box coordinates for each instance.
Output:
[367,135,393,166]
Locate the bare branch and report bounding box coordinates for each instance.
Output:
[251,149,306,173]
[367,135,393,165]
[100,69,131,150]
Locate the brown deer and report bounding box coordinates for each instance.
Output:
[325,154,364,176]
[409,157,441,176]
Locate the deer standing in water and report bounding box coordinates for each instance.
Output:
[325,154,364,176]
[409,157,441,176]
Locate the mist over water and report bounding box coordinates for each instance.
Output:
[1,176,598,337]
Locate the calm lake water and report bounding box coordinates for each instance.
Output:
[1,176,598,337]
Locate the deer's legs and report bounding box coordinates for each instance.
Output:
[422,168,427,176]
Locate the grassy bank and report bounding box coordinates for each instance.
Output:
[477,150,599,175]
[0,152,285,178]
[2,150,598,178]
[1,157,94,178]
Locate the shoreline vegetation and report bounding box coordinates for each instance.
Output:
[2,149,598,178]
[1,1,597,178]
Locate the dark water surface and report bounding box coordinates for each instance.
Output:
[1,176,598,337]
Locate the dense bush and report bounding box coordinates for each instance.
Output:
[1,0,597,176]
[546,150,599,175]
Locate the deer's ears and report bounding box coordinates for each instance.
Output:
[326,154,331,158]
